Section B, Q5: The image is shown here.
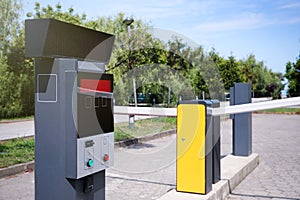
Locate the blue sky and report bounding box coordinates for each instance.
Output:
[23,0,300,73]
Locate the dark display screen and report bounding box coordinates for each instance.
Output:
[77,72,113,138]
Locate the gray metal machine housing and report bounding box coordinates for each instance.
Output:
[26,19,115,199]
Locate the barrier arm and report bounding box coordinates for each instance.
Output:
[211,96,300,116]
[114,97,300,117]
[114,106,177,117]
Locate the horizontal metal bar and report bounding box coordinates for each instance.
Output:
[211,97,300,116]
[114,106,177,117]
[114,97,300,117]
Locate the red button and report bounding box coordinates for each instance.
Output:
[104,154,109,162]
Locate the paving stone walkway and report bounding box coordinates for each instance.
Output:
[0,117,231,200]
[227,114,300,200]
[0,114,299,200]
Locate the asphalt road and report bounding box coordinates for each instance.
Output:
[0,120,34,140]
[0,115,152,141]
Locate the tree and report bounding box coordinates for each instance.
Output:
[27,2,87,25]
[0,62,22,118]
[239,54,283,98]
[27,4,173,106]
[0,0,29,119]
[2,1,286,120]
[285,54,300,97]
[0,0,22,57]
[217,55,242,90]
[0,2,87,119]
[6,27,35,117]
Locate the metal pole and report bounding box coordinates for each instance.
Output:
[124,18,136,128]
[127,24,137,107]
[252,64,255,98]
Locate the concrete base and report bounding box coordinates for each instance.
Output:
[158,153,259,200]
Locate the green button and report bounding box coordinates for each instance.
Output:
[87,159,94,167]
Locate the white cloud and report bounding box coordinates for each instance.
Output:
[121,0,202,20]
[92,0,192,18]
[288,17,300,24]
[278,2,300,9]
[196,12,276,32]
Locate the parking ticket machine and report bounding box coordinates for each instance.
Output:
[25,19,115,200]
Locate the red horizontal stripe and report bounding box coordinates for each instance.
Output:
[80,79,111,92]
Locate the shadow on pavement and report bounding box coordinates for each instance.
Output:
[125,143,156,149]
[107,175,175,187]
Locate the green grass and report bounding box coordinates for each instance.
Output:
[114,131,134,141]
[0,117,176,167]
[0,137,35,168]
[114,117,176,141]
[254,108,300,114]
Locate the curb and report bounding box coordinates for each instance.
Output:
[158,153,259,200]
[0,161,35,179]
[222,153,260,191]
[0,135,35,142]
[0,129,176,178]
[114,129,175,148]
[0,118,34,124]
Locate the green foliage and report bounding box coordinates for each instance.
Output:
[206,52,283,99]
[0,2,287,120]
[238,55,283,99]
[0,62,22,118]
[0,0,34,119]
[217,56,242,90]
[27,2,87,25]
[0,4,34,119]
[285,55,300,97]
[0,0,22,57]
[187,47,224,100]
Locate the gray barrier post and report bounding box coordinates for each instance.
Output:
[230,83,252,156]
[211,100,220,183]
[25,18,115,200]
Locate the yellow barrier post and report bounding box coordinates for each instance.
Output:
[176,100,212,194]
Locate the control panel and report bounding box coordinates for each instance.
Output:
[66,132,114,179]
